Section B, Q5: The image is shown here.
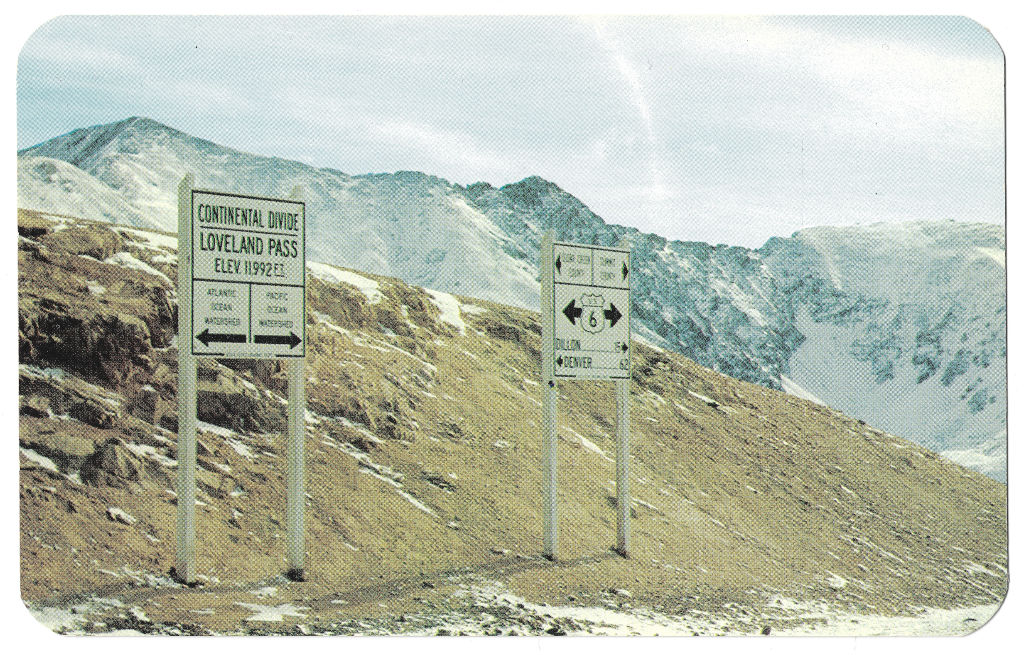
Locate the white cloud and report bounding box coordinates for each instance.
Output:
[16,15,1005,247]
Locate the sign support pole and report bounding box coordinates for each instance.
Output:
[285,186,307,581]
[175,173,197,585]
[541,230,558,560]
[614,236,631,557]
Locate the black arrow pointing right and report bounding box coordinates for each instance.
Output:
[555,254,562,274]
[196,328,246,347]
[562,299,583,325]
[604,303,623,328]
[254,332,302,349]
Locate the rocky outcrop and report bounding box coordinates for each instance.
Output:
[18,217,176,388]
[80,438,143,488]
[196,363,286,434]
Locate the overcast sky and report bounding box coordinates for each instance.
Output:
[16,15,1004,247]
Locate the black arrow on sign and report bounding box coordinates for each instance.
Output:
[622,262,629,281]
[555,255,562,274]
[196,328,246,347]
[254,332,302,349]
[562,299,582,325]
[621,342,629,353]
[604,303,623,328]
[557,355,564,366]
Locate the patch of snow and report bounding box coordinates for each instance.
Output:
[432,582,735,636]
[334,440,435,516]
[226,439,255,460]
[119,227,178,251]
[196,421,236,437]
[252,586,278,598]
[769,597,1001,636]
[20,447,60,472]
[941,437,1006,480]
[19,364,70,380]
[124,443,177,467]
[235,602,310,622]
[825,572,848,590]
[564,427,613,462]
[673,401,695,416]
[307,261,382,303]
[394,488,436,517]
[975,246,1005,268]
[779,374,827,406]
[425,288,467,335]
[106,507,137,525]
[103,251,172,285]
[964,562,1001,578]
[687,390,717,406]
[27,596,127,633]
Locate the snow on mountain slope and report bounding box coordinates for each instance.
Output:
[18,156,155,229]
[19,117,539,308]
[17,117,1006,478]
[765,223,1006,479]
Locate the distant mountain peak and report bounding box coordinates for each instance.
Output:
[499,175,564,199]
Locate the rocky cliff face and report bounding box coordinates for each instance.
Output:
[18,117,1006,478]
[18,211,1006,635]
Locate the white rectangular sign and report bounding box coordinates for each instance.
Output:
[190,189,306,358]
[550,241,630,380]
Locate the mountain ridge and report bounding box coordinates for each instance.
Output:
[17,116,1006,479]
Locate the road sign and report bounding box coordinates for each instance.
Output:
[176,177,309,585]
[190,189,306,358]
[540,232,633,561]
[550,241,630,380]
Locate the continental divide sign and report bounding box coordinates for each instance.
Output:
[190,189,306,358]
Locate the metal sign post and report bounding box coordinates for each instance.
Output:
[540,231,632,559]
[284,187,307,581]
[175,175,307,584]
[540,231,558,559]
[615,343,631,556]
[175,174,197,584]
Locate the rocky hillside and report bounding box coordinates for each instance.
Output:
[18,210,1007,635]
[18,117,1006,479]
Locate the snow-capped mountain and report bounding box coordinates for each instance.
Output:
[17,117,1007,479]
[19,117,539,308]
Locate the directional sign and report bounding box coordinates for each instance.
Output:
[550,241,630,380]
[190,189,306,358]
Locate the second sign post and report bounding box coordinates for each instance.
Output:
[541,230,632,560]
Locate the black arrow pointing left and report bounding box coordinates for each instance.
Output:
[254,332,302,349]
[196,328,246,347]
[563,299,583,325]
